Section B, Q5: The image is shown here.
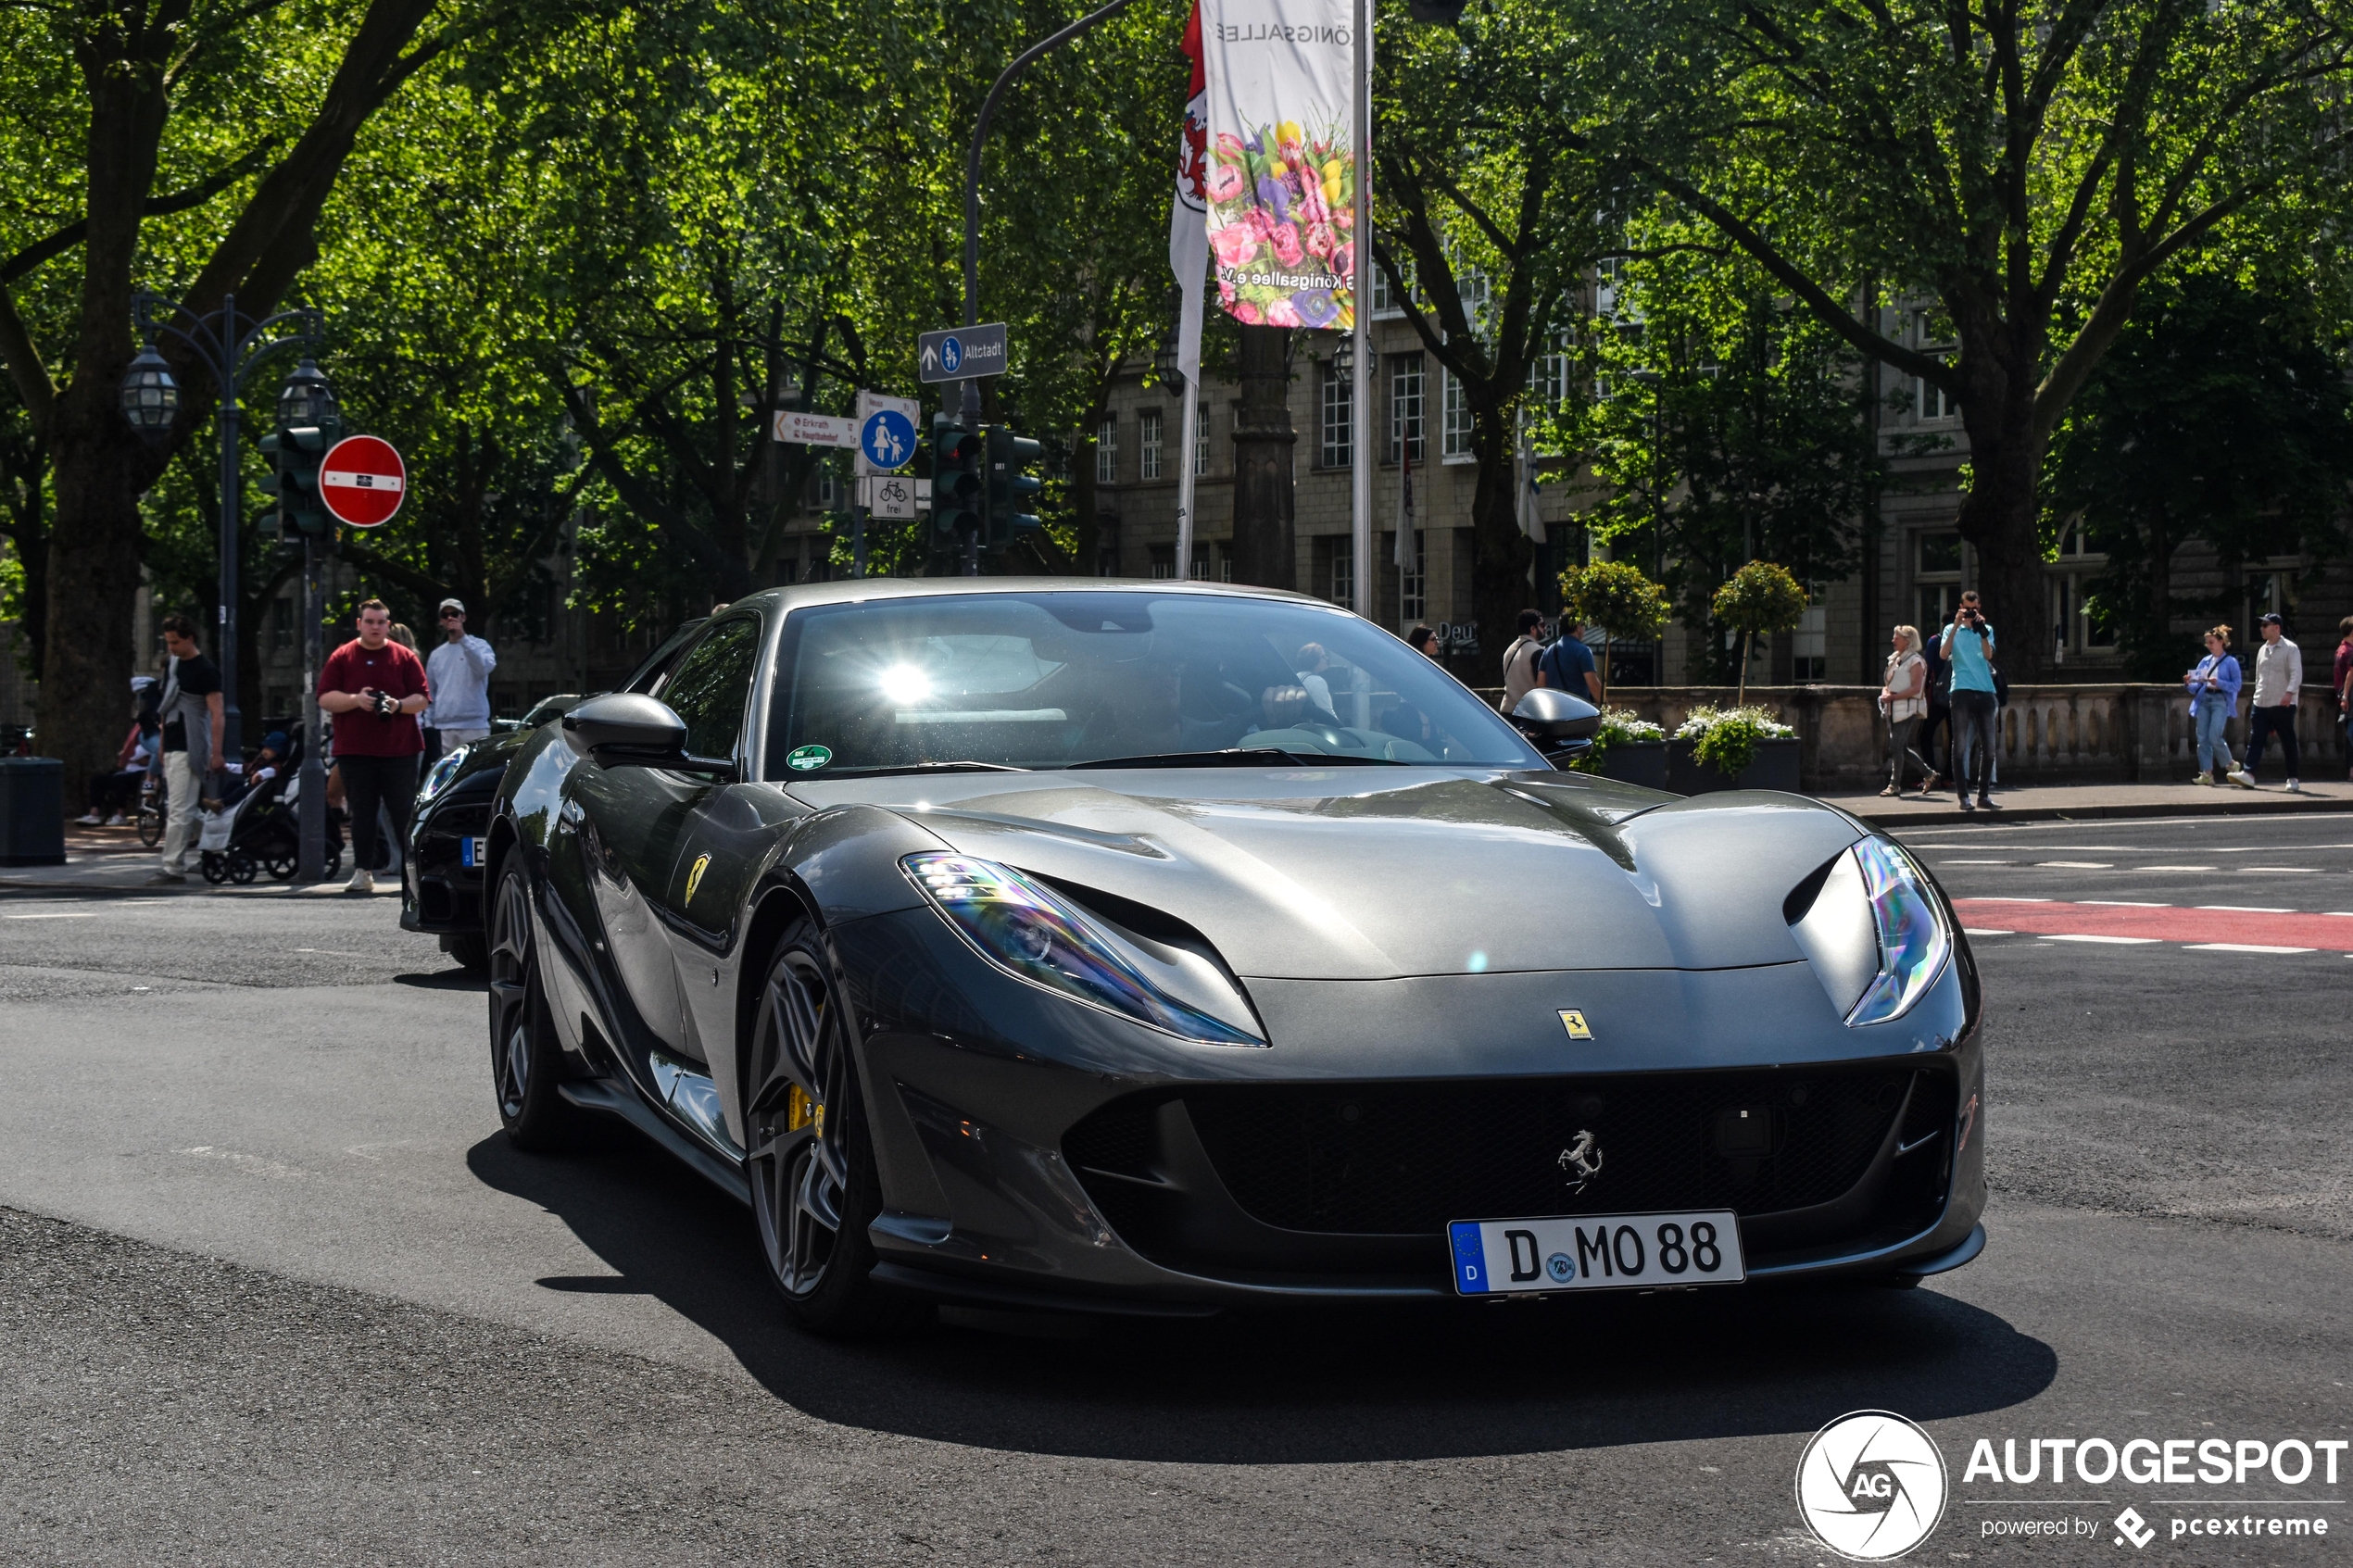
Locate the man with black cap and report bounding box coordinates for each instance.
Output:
[2229,612,2303,791]
[424,597,497,755]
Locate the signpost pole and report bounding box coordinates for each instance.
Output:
[853,499,868,580]
[297,531,326,884]
[1351,0,1374,633]
[1175,391,1199,582]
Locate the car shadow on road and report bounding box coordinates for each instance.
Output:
[466,1127,2057,1464]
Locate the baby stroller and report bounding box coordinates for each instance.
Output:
[197,750,346,884]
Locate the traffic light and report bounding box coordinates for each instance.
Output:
[984,427,1043,549]
[933,414,983,541]
[260,420,339,535]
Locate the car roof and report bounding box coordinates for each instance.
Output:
[728,577,1341,617]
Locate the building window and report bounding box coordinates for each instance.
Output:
[1320,361,1353,468]
[1527,329,1572,408]
[816,461,838,509]
[1331,543,1353,607]
[1139,408,1164,481]
[1793,580,1828,682]
[1190,548,1212,581]
[1389,354,1425,463]
[272,596,295,651]
[1193,404,1210,475]
[1912,309,1956,421]
[1095,417,1119,484]
[1441,369,1474,460]
[1400,531,1427,621]
[1914,529,1962,633]
[1148,545,1176,580]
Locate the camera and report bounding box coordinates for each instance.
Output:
[371,691,397,717]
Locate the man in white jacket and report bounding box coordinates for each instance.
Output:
[425,598,497,754]
[2229,613,2302,790]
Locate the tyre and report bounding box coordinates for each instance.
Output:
[486,862,579,1150]
[745,922,922,1336]
[227,851,258,885]
[442,931,491,974]
[199,852,228,884]
[264,853,296,881]
[135,809,163,848]
[323,845,342,878]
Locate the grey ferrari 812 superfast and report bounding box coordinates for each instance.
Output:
[481,579,1983,1333]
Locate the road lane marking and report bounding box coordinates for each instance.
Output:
[1962,928,2014,936]
[4,912,97,919]
[2081,900,2165,907]
[2037,861,2113,868]
[2042,934,2161,944]
[2197,905,2293,912]
[2133,865,2218,872]
[2184,943,2316,954]
[2242,867,2319,873]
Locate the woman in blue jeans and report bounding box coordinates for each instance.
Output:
[2185,624,2241,784]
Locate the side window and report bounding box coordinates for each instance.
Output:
[661,617,761,761]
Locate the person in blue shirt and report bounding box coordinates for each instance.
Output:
[1939,590,1998,810]
[1538,618,1602,702]
[2184,625,2243,784]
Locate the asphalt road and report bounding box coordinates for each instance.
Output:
[2,815,2348,1565]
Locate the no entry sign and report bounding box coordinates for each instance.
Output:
[319,435,406,528]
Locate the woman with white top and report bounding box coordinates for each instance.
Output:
[2185,624,2242,784]
[1878,624,1930,797]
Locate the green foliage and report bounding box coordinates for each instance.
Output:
[2045,271,2353,679]
[1566,707,1665,774]
[1712,560,1808,704]
[1559,559,1671,644]
[1676,704,1794,779]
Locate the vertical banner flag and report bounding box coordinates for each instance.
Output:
[1200,0,1357,330]
[1171,2,1209,386]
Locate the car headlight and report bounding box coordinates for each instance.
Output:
[418,747,467,806]
[1788,836,1951,1026]
[902,853,1265,1046]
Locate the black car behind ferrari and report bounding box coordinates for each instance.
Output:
[478,580,1984,1334]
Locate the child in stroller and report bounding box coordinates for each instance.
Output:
[197,732,347,884]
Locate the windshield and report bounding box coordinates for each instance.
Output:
[765,591,1545,776]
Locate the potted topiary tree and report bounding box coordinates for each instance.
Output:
[1710,560,1809,708]
[1559,559,1672,706]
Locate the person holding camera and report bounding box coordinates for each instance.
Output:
[318,597,429,893]
[1939,590,1999,812]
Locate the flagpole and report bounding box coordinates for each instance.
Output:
[1349,0,1373,626]
[1175,386,1199,578]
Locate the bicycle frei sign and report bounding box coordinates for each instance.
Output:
[319,435,406,528]
[917,323,1008,383]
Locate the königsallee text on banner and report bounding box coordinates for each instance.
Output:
[1200,0,1357,330]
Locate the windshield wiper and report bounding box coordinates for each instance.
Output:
[1066,748,1405,770]
[816,760,1030,777]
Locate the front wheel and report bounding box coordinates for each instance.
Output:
[744,923,921,1336]
[486,860,579,1150]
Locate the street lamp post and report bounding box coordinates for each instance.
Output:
[275,359,341,884]
[120,293,323,775]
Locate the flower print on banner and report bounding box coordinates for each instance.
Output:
[1199,0,1357,329]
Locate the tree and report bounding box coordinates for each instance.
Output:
[0,0,461,795]
[1560,558,1669,704]
[1596,0,2353,679]
[2046,270,2353,677]
[1375,0,1610,654]
[1711,560,1809,705]
[1571,242,1878,682]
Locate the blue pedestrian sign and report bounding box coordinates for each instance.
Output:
[918,322,1009,384]
[861,409,914,470]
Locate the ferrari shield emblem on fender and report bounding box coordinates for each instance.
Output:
[685,853,711,906]
[1557,1009,1592,1041]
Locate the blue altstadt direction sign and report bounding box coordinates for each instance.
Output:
[853,389,920,477]
[917,322,1009,384]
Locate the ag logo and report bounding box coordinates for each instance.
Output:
[1794,1410,1948,1561]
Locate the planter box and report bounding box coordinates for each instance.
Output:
[1667,735,1801,795]
[1596,740,1668,790]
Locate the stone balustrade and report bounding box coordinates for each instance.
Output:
[1475,684,2349,790]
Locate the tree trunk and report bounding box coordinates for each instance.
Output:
[1736,633,1751,708]
[1227,325,1293,590]
[1466,416,1532,685]
[41,403,149,810]
[1953,406,2046,682]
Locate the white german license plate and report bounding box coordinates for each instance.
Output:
[460,836,486,869]
[1448,1210,1745,1295]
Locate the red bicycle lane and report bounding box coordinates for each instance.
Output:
[1952,897,2353,950]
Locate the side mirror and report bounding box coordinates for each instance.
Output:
[560,693,733,776]
[1509,687,1601,760]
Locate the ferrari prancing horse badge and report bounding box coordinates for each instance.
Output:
[1557,1009,1592,1041]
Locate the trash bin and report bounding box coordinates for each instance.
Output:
[0,755,66,866]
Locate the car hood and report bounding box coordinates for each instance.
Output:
[786,769,1864,981]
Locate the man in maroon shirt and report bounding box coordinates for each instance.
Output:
[320,598,430,893]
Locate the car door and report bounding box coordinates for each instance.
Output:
[560,616,761,1060]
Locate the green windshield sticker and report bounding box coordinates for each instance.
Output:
[786,744,833,772]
